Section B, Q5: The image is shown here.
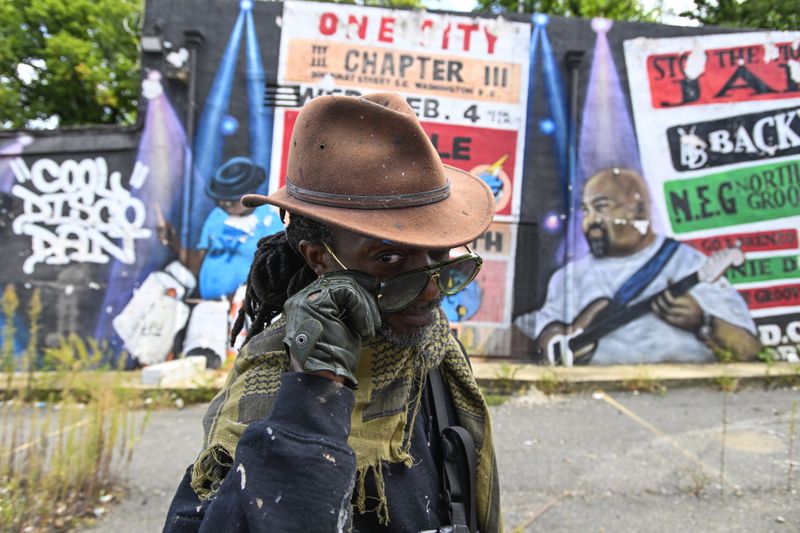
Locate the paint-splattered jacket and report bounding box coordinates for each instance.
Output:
[163,372,455,532]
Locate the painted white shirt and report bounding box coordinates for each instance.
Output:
[515,235,756,364]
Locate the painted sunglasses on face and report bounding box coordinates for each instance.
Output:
[323,243,483,313]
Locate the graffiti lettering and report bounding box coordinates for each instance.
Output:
[10,157,151,274]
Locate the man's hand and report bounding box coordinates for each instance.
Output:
[283,272,381,388]
[651,287,703,333]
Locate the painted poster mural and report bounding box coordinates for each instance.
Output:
[270,1,530,355]
[624,31,800,363]
[2,0,799,367]
[514,19,766,365]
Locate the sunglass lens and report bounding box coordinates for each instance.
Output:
[376,256,482,312]
[347,271,380,292]
[439,257,481,295]
[379,271,430,312]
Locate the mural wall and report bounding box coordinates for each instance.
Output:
[625,31,800,363]
[1,0,798,367]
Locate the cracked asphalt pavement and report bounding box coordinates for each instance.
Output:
[86,386,800,532]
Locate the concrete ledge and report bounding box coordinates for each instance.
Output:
[3,362,799,401]
[471,361,800,393]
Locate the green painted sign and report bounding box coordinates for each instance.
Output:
[726,255,800,284]
[663,159,800,233]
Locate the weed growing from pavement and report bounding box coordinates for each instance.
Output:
[623,368,667,395]
[493,363,522,395]
[480,391,510,407]
[480,364,525,406]
[681,466,711,498]
[0,284,150,532]
[712,343,734,363]
[757,346,777,366]
[536,369,564,395]
[714,375,739,392]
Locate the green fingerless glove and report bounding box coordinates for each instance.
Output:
[283,272,381,388]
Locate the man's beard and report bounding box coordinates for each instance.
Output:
[378,295,443,348]
[586,223,610,258]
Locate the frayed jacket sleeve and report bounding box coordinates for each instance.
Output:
[163,372,357,533]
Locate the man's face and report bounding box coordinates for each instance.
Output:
[219,199,254,217]
[326,228,450,339]
[581,177,646,258]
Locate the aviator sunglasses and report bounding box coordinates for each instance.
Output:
[323,242,483,313]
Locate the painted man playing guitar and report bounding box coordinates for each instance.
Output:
[516,168,762,365]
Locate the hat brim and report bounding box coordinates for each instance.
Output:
[242,165,495,249]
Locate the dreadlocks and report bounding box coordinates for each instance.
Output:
[230,213,333,346]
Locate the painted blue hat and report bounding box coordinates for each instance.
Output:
[205,157,266,201]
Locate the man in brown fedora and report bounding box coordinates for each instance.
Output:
[163,93,502,532]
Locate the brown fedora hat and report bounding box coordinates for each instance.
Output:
[241,93,494,249]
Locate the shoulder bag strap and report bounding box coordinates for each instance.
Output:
[428,367,478,533]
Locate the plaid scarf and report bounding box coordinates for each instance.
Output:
[191,310,502,531]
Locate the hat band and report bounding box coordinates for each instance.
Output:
[286,178,450,209]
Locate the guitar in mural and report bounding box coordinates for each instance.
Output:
[536,247,745,366]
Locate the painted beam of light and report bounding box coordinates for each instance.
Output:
[0,135,33,193]
[94,80,187,354]
[576,18,662,244]
[578,18,642,180]
[245,9,273,195]
[539,26,568,191]
[189,9,247,248]
[522,23,540,164]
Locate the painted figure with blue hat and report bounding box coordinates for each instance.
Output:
[158,157,283,300]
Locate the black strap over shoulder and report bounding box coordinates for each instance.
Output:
[428,367,478,533]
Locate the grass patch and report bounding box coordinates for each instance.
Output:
[480,363,525,406]
[537,369,565,395]
[1,284,150,532]
[481,392,511,407]
[622,368,667,395]
[713,375,739,392]
[680,467,711,499]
